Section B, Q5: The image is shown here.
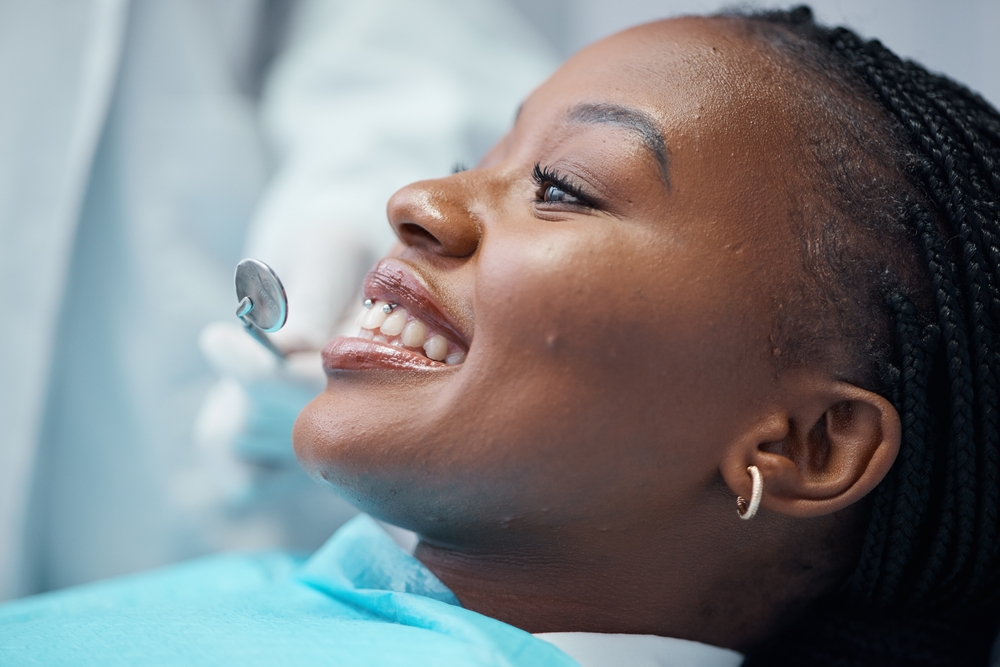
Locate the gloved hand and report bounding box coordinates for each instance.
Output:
[193,321,327,504]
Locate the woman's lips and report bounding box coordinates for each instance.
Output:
[323,259,470,373]
[363,259,470,348]
[322,337,449,372]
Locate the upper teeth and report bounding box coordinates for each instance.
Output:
[380,308,407,336]
[355,300,465,364]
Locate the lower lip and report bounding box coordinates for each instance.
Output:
[322,336,449,372]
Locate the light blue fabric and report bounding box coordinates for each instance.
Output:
[0,516,579,666]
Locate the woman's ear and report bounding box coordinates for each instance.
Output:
[721,380,901,518]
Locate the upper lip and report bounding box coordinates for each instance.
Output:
[362,259,471,350]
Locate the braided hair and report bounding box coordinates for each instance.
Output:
[724,7,1000,666]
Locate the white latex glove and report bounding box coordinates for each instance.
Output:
[193,321,327,503]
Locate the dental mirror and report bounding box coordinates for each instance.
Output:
[234,258,288,359]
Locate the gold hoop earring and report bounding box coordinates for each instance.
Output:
[737,465,763,520]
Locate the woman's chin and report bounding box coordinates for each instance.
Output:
[292,390,456,531]
[292,394,527,545]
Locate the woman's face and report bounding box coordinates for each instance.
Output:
[295,18,817,548]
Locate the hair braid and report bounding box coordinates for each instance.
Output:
[922,79,1000,595]
[905,206,974,605]
[873,292,939,604]
[736,6,1000,664]
[826,28,984,605]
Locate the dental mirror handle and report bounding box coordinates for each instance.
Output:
[237,296,286,360]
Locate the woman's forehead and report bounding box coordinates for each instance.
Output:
[510,16,813,174]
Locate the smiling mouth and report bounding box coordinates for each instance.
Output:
[323,259,470,373]
[353,299,466,365]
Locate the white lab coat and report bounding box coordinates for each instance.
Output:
[0,0,556,600]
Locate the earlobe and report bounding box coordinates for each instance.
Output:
[721,382,901,519]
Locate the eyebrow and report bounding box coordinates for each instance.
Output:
[567,103,670,187]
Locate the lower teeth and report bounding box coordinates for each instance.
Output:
[357,328,462,364]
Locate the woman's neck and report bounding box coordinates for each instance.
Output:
[413,504,850,651]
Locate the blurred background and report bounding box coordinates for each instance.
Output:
[0,0,996,602]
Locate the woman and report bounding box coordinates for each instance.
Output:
[3,7,999,666]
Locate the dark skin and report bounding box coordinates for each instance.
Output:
[294,17,902,651]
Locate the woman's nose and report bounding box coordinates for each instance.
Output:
[387,178,480,258]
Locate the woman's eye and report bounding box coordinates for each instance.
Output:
[532,163,593,209]
[543,184,580,204]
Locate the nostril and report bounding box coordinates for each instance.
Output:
[388,181,480,257]
[398,223,444,251]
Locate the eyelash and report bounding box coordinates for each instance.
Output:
[531,163,595,208]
